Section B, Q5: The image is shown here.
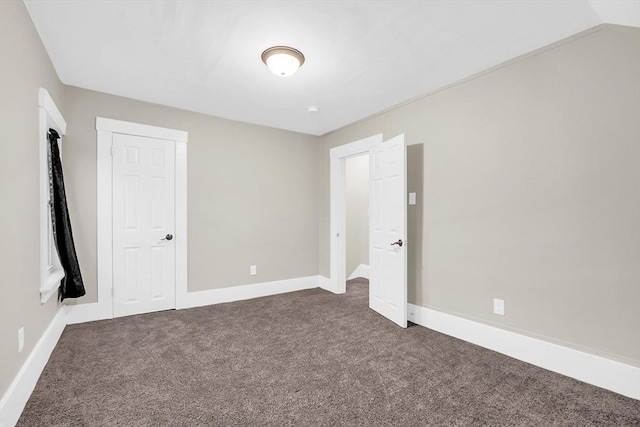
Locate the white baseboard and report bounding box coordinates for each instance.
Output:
[0,307,67,427]
[178,275,320,309]
[348,264,370,280]
[318,275,331,291]
[66,276,323,322]
[65,302,109,325]
[407,303,640,400]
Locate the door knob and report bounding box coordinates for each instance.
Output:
[161,234,173,241]
[390,239,403,247]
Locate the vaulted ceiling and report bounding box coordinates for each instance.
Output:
[24,1,640,136]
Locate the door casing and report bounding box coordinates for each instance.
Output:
[328,134,382,295]
[96,117,188,319]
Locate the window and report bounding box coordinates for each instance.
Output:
[39,88,66,303]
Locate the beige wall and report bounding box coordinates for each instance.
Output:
[320,25,640,366]
[63,86,319,302]
[407,145,424,305]
[0,0,66,397]
[346,154,369,276]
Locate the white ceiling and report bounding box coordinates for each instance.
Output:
[24,1,640,136]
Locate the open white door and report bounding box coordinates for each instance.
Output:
[369,134,407,327]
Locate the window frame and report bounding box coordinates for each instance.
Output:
[39,88,66,303]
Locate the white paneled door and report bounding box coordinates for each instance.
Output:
[112,133,176,317]
[369,134,407,327]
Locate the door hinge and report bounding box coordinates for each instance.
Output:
[111,287,114,297]
[110,146,114,155]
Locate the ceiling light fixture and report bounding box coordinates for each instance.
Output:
[261,46,305,77]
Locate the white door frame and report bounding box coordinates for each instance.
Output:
[96,117,188,319]
[328,134,382,294]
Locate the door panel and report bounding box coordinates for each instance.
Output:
[113,133,176,317]
[369,134,407,327]
[124,247,139,303]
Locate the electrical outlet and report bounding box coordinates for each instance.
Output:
[493,298,505,316]
[18,327,24,353]
[250,265,257,276]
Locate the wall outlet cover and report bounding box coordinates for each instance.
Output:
[493,298,505,316]
[250,265,257,276]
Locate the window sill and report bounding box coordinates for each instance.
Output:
[40,268,65,303]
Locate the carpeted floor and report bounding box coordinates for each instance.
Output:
[18,279,640,426]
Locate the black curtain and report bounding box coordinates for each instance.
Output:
[49,129,86,300]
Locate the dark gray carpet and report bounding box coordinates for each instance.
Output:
[19,279,640,426]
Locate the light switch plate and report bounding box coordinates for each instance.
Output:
[18,327,24,353]
[250,265,257,276]
[493,298,505,316]
[409,192,416,205]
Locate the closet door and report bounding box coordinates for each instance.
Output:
[112,133,176,318]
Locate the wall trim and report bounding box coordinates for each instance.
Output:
[39,88,67,304]
[178,276,320,309]
[65,303,108,325]
[318,275,333,293]
[347,264,370,280]
[39,88,66,134]
[96,117,187,142]
[0,307,67,427]
[96,117,188,320]
[407,303,640,400]
[67,276,322,323]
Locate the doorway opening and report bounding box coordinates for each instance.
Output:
[328,134,381,295]
[346,153,370,282]
[345,153,370,303]
[328,133,408,327]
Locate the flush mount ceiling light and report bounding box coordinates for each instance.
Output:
[261,46,305,77]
